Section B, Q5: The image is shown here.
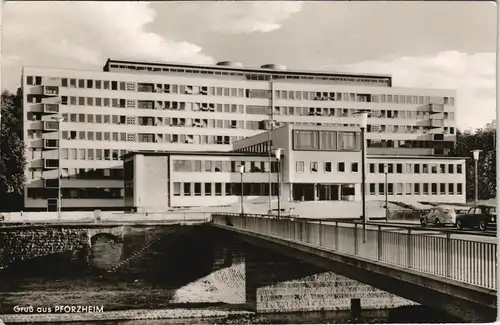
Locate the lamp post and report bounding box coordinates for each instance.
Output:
[267,119,275,212]
[274,148,283,218]
[384,164,389,220]
[471,150,482,205]
[357,110,369,243]
[239,165,245,216]
[51,115,65,221]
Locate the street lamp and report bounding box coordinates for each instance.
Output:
[471,150,482,205]
[357,110,369,243]
[384,164,389,220]
[274,148,283,218]
[239,165,245,216]
[267,119,275,212]
[50,115,65,221]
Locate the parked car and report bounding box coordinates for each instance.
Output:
[267,207,298,219]
[455,205,497,231]
[420,206,456,227]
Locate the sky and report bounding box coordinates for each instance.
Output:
[1,1,496,131]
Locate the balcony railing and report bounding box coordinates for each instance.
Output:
[43,158,59,169]
[43,139,59,149]
[43,121,59,131]
[44,178,59,188]
[43,103,59,113]
[430,103,444,113]
[212,214,497,290]
[431,119,444,128]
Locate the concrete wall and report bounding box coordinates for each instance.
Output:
[0,211,211,223]
[138,155,170,212]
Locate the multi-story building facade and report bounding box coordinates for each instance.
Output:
[124,124,466,212]
[22,59,457,211]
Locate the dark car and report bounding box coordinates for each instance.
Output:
[455,205,497,231]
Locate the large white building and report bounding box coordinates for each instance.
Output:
[124,124,466,212]
[22,59,458,211]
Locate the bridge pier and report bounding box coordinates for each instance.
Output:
[244,245,413,313]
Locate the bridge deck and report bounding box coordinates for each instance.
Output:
[212,213,497,290]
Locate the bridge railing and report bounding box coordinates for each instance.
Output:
[211,213,497,290]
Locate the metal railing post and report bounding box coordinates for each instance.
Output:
[334,221,339,251]
[407,229,412,268]
[318,220,322,246]
[354,223,359,255]
[446,232,451,278]
[377,225,382,261]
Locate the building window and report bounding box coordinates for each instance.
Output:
[396,183,403,195]
[440,183,446,195]
[448,183,454,195]
[378,163,384,173]
[388,183,394,195]
[369,163,375,173]
[369,183,376,195]
[414,183,420,195]
[422,164,429,173]
[294,130,319,150]
[439,164,446,173]
[431,183,437,195]
[423,183,429,195]
[173,183,181,196]
[338,162,345,172]
[396,164,402,174]
[351,162,359,172]
[296,161,304,172]
[205,183,212,196]
[338,132,358,150]
[431,164,437,174]
[311,161,318,172]
[225,183,233,196]
[457,164,462,174]
[324,162,332,172]
[414,164,420,174]
[457,183,463,195]
[378,183,385,195]
[215,183,222,196]
[319,131,337,150]
[183,183,191,196]
[194,183,201,196]
[448,164,454,174]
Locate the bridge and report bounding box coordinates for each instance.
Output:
[211,213,497,323]
[1,213,497,322]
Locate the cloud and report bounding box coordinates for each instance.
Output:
[1,2,214,90]
[206,2,303,34]
[322,51,496,131]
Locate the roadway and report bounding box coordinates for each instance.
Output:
[293,218,497,243]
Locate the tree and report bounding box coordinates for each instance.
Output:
[0,89,26,211]
[448,128,496,202]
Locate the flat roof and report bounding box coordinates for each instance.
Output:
[368,155,469,160]
[122,151,468,161]
[104,58,392,80]
[121,150,269,160]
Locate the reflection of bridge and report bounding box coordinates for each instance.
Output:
[211,213,497,322]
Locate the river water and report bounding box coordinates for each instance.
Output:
[0,226,459,324]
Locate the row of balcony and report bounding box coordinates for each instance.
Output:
[28,85,60,97]
[29,103,60,113]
